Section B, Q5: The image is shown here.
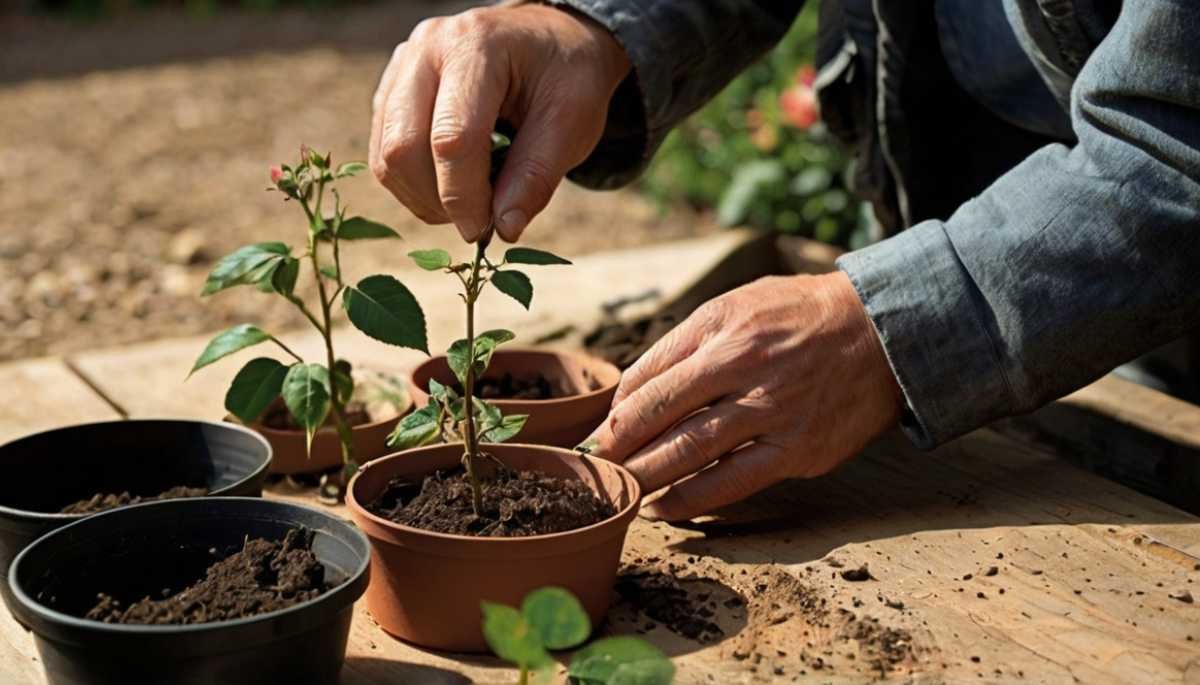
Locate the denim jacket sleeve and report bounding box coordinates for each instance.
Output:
[542,0,805,189]
[837,0,1200,447]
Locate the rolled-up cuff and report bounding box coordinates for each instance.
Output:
[836,220,1019,448]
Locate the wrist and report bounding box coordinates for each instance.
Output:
[822,271,905,422]
[520,1,631,87]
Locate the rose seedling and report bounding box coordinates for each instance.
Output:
[190,146,428,482]
[482,587,674,685]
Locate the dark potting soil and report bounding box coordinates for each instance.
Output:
[585,315,677,370]
[260,399,372,431]
[448,372,563,400]
[84,528,328,625]
[60,485,209,514]
[368,466,615,537]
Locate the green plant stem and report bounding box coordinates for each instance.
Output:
[461,241,486,516]
[267,335,304,363]
[517,665,529,685]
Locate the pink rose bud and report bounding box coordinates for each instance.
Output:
[270,166,284,185]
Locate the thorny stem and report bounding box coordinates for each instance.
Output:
[461,240,486,516]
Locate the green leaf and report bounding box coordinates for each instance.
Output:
[336,161,368,178]
[337,217,401,241]
[568,637,672,685]
[190,324,271,376]
[481,413,527,444]
[717,159,786,227]
[386,402,442,450]
[201,243,290,296]
[319,265,340,280]
[447,338,472,387]
[309,213,330,240]
[521,587,591,650]
[281,363,331,452]
[224,357,288,423]
[481,602,550,670]
[332,359,354,405]
[491,270,533,309]
[343,275,428,353]
[476,398,503,433]
[270,257,300,296]
[504,248,572,266]
[408,249,452,271]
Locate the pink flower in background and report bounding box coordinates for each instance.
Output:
[779,64,819,130]
[270,165,284,185]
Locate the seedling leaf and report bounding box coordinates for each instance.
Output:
[504,248,572,266]
[481,602,550,670]
[332,359,354,404]
[338,217,401,241]
[608,660,676,685]
[271,256,300,296]
[387,402,441,450]
[568,637,673,685]
[481,413,527,443]
[408,249,452,271]
[190,324,271,375]
[490,270,533,309]
[281,363,332,453]
[202,243,290,295]
[521,587,591,650]
[224,357,288,423]
[343,275,429,353]
[336,161,368,178]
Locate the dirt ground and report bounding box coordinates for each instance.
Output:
[0,2,713,362]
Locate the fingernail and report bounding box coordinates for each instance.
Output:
[457,220,484,243]
[495,209,528,242]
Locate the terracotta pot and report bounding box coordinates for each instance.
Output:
[346,443,641,652]
[408,348,621,448]
[245,411,404,475]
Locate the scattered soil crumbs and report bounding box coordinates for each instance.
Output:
[449,372,569,400]
[585,315,677,370]
[60,485,208,514]
[261,398,371,430]
[613,568,726,643]
[84,528,327,624]
[368,466,615,537]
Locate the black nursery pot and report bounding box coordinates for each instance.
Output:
[9,497,370,685]
[0,419,271,614]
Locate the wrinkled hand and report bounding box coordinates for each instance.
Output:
[370,4,630,242]
[585,272,903,521]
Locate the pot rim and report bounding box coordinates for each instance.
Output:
[236,410,402,439]
[346,442,641,546]
[0,419,272,523]
[8,496,370,637]
[409,347,621,409]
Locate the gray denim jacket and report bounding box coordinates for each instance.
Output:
[548,0,1200,449]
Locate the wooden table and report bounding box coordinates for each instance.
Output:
[1,232,1197,684]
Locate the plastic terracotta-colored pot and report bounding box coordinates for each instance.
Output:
[245,410,404,475]
[408,348,621,448]
[9,497,370,685]
[346,442,641,652]
[0,419,270,618]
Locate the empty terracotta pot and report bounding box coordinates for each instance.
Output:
[345,442,641,652]
[408,348,621,448]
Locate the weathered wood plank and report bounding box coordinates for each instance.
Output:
[0,357,121,442]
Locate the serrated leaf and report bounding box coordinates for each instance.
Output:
[568,637,672,685]
[491,270,533,309]
[190,324,271,375]
[281,363,331,452]
[504,248,572,266]
[201,243,290,296]
[224,357,288,423]
[271,257,300,296]
[386,402,442,450]
[408,249,452,271]
[521,587,590,650]
[338,217,401,240]
[336,161,368,178]
[481,413,527,443]
[481,602,550,670]
[343,275,428,353]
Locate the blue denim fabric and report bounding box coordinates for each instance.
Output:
[552,0,1200,448]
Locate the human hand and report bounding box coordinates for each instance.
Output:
[370,4,631,243]
[584,272,903,521]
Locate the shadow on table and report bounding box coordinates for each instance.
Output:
[341,657,473,685]
[664,427,1196,566]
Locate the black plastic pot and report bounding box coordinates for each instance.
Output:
[10,497,370,685]
[0,419,271,614]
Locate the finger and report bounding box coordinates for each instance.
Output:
[622,399,760,493]
[429,50,507,242]
[642,442,785,521]
[587,352,730,464]
[376,45,449,224]
[612,299,725,405]
[491,97,602,242]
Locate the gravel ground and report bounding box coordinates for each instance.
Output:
[0,4,712,362]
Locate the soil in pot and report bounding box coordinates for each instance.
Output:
[260,398,373,431]
[447,372,574,400]
[75,528,329,625]
[59,485,208,515]
[368,465,615,537]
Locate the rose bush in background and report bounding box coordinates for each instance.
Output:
[640,6,869,248]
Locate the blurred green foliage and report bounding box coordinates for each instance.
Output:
[640,5,868,248]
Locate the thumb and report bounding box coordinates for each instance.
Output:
[491,99,605,242]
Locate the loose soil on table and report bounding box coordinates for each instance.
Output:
[447,372,566,401]
[260,399,372,431]
[368,466,615,537]
[84,528,327,625]
[60,485,208,514]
